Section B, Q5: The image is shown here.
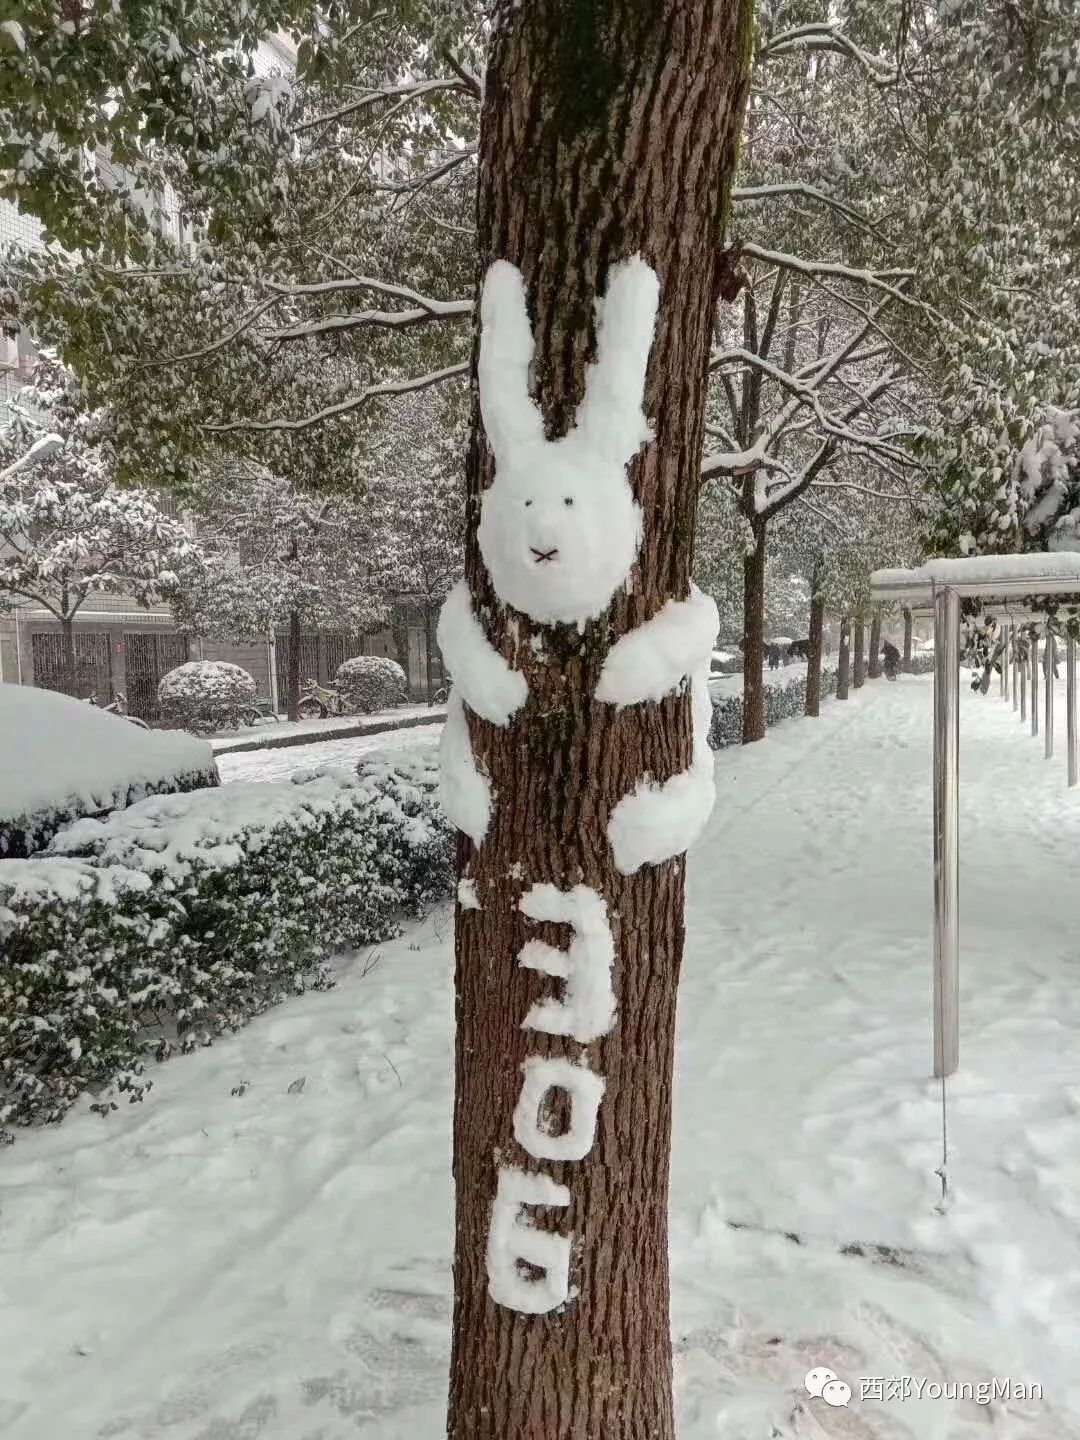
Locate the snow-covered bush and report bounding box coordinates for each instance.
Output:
[158,660,257,733]
[0,859,178,1128]
[0,683,217,858]
[335,655,407,714]
[909,653,935,675]
[356,746,456,912]
[1,748,453,1131]
[708,668,838,749]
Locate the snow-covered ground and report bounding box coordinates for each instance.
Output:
[4,674,1080,1438]
[216,723,445,784]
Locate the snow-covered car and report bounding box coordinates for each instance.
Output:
[0,682,218,858]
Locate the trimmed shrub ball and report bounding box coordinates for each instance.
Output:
[335,655,408,714]
[158,660,257,734]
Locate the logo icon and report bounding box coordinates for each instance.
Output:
[805,1367,851,1407]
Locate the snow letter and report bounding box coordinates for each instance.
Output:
[518,883,616,1043]
[476,258,659,627]
[436,578,527,726]
[512,1056,606,1162]
[607,663,716,874]
[486,1165,571,1314]
[438,688,492,846]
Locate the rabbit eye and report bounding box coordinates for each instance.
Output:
[563,496,573,507]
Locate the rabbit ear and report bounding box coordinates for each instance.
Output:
[479,260,546,463]
[575,256,659,466]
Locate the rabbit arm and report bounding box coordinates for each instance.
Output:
[595,584,718,709]
[574,255,659,466]
[478,260,546,463]
[606,661,716,875]
[437,579,528,726]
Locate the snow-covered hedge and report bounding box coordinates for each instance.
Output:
[2,748,453,1131]
[0,683,218,859]
[335,655,407,714]
[909,653,935,675]
[158,660,257,734]
[709,667,839,748]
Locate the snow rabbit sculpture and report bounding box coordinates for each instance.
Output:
[475,257,659,626]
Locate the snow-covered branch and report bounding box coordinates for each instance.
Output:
[205,361,469,434]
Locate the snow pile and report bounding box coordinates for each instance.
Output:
[158,659,257,734]
[334,655,408,715]
[0,682,217,858]
[2,751,453,1131]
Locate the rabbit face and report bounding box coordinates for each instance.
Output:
[478,434,643,625]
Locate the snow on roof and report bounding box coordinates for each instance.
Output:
[872,552,1080,601]
[0,684,216,856]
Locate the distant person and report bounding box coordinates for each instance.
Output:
[881,638,900,680]
[767,644,780,670]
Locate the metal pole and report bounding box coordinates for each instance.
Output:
[999,623,1007,697]
[1031,632,1039,737]
[1045,633,1055,759]
[1069,635,1077,788]
[1012,627,1019,711]
[933,585,960,1079]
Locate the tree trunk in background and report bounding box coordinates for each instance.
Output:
[837,617,851,700]
[742,517,767,743]
[867,607,882,679]
[853,616,866,689]
[424,605,439,701]
[286,609,301,722]
[903,608,914,672]
[805,593,825,717]
[448,5,752,1438]
[60,614,78,698]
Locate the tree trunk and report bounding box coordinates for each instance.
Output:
[742,516,767,743]
[60,615,78,698]
[903,608,914,672]
[424,604,439,701]
[448,7,752,1439]
[853,616,866,689]
[286,609,301,722]
[867,607,882,680]
[805,592,825,717]
[837,617,851,700]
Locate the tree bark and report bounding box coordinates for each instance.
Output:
[448,6,752,1439]
[903,608,914,672]
[742,516,767,743]
[852,616,866,689]
[60,614,78,698]
[867,606,882,680]
[286,609,301,722]
[805,592,825,717]
[837,617,851,700]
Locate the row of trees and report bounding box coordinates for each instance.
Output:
[0,358,463,712]
[4,2,1080,1437]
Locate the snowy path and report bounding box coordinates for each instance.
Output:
[4,675,1080,1438]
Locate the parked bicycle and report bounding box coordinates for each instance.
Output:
[297,677,346,720]
[86,692,152,730]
